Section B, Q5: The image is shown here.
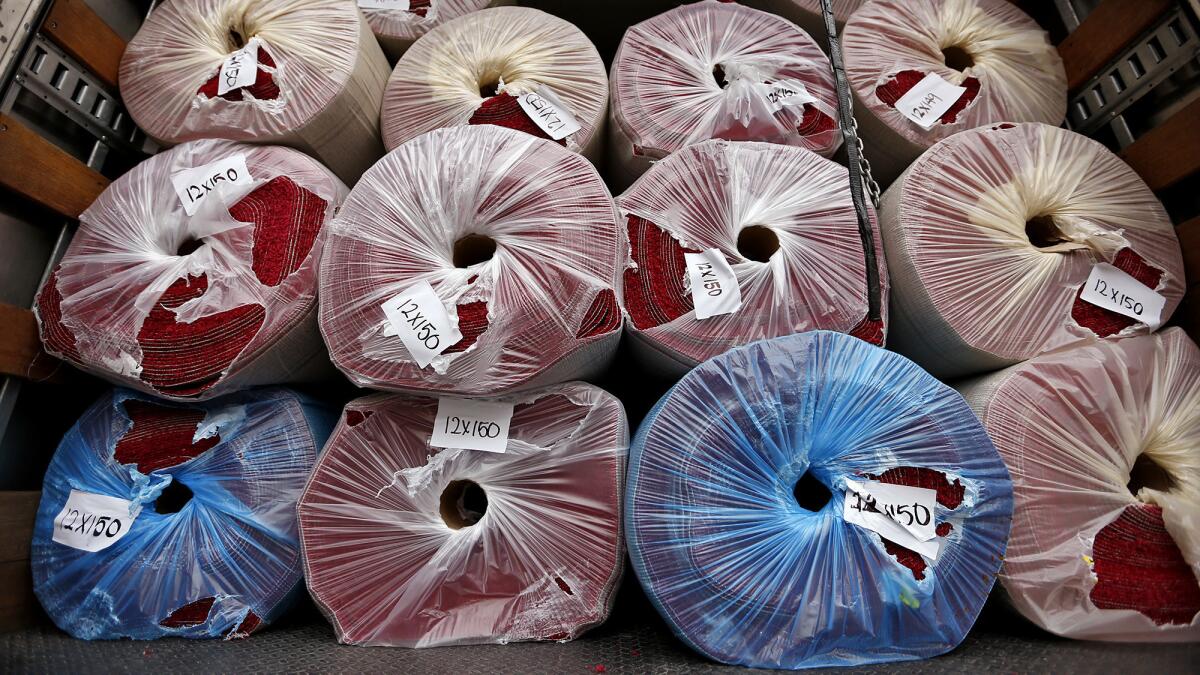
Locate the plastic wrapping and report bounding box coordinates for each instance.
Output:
[608,0,842,189]
[32,387,333,640]
[298,382,627,647]
[35,140,347,400]
[361,0,512,60]
[380,6,608,161]
[879,122,1184,378]
[319,125,624,396]
[740,0,865,42]
[627,331,1012,669]
[620,139,887,376]
[119,0,390,184]
[843,0,1066,185]
[956,328,1200,641]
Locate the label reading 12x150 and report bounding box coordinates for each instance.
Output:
[684,249,742,320]
[170,154,253,216]
[217,42,259,96]
[430,397,515,453]
[1079,262,1165,328]
[381,280,463,368]
[516,86,582,141]
[52,489,140,552]
[843,479,940,559]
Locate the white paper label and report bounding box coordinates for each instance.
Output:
[685,249,742,320]
[430,397,515,453]
[1079,263,1165,329]
[357,0,411,9]
[893,73,966,130]
[381,280,463,368]
[52,490,140,552]
[516,86,582,141]
[843,479,941,559]
[765,79,817,111]
[217,44,259,96]
[171,154,253,216]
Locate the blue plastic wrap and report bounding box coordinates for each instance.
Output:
[625,331,1013,669]
[32,387,334,640]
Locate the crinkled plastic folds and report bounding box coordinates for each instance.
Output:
[626,331,1013,669]
[32,387,334,640]
[879,122,1184,378]
[740,0,865,41]
[608,0,842,189]
[119,0,390,184]
[843,0,1066,184]
[318,125,624,396]
[362,0,512,60]
[620,139,887,375]
[381,6,608,160]
[35,139,347,400]
[957,328,1200,641]
[298,381,627,647]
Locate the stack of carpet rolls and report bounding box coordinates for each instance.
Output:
[360,0,513,61]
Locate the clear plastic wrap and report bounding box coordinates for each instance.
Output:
[380,6,608,161]
[35,140,347,400]
[843,0,1066,185]
[608,0,842,189]
[740,0,865,42]
[119,0,391,184]
[627,331,1012,669]
[298,381,627,647]
[32,387,333,640]
[956,328,1200,641]
[361,0,512,60]
[620,139,887,376]
[318,125,624,396]
[879,122,1184,378]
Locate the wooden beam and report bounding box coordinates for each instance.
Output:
[1179,216,1200,287]
[0,492,42,633]
[1058,0,1172,91]
[41,0,126,91]
[1119,98,1200,192]
[0,113,109,219]
[0,303,67,383]
[0,492,40,565]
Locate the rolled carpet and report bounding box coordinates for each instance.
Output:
[35,139,346,400]
[621,139,887,377]
[319,125,624,396]
[381,6,608,162]
[298,382,627,647]
[608,0,842,190]
[957,328,1200,641]
[843,0,1066,185]
[120,0,390,184]
[627,331,1013,669]
[360,0,513,61]
[878,122,1184,378]
[740,0,865,43]
[32,387,333,640]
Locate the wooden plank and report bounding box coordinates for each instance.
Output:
[0,303,68,383]
[0,560,41,633]
[0,114,109,219]
[41,0,125,91]
[1058,0,1173,91]
[1118,98,1200,192]
[0,492,40,564]
[1178,216,1200,286]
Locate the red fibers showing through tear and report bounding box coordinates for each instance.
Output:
[1090,504,1200,626]
[1071,248,1164,337]
[795,104,838,138]
[197,48,280,101]
[623,216,700,330]
[865,467,965,580]
[576,289,622,339]
[849,317,885,347]
[936,522,953,537]
[114,399,219,474]
[36,271,81,361]
[443,301,489,355]
[229,611,263,638]
[233,176,328,287]
[875,70,981,125]
[160,597,215,628]
[468,92,568,146]
[345,410,374,427]
[408,0,431,17]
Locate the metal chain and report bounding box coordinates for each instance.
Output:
[849,115,881,208]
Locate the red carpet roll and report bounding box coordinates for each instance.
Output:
[35,140,346,400]
[740,0,865,41]
[361,0,512,60]
[319,125,623,396]
[298,382,627,647]
[621,139,886,376]
[957,328,1200,641]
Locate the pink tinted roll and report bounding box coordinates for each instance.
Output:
[361,0,511,60]
[740,0,865,40]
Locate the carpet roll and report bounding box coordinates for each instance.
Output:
[879,122,1184,378]
[843,0,1066,185]
[298,382,627,647]
[957,328,1200,641]
[32,387,333,640]
[620,139,887,377]
[380,6,608,161]
[627,331,1012,669]
[740,0,865,42]
[608,0,841,189]
[361,0,513,61]
[120,0,390,184]
[319,125,623,396]
[36,140,347,400]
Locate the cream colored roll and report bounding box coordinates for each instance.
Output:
[360,0,513,61]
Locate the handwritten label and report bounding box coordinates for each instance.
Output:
[516,86,582,141]
[893,73,966,130]
[685,249,742,320]
[430,397,515,453]
[843,479,941,560]
[52,490,140,552]
[217,43,259,96]
[381,280,462,368]
[765,79,817,111]
[1079,263,1166,329]
[171,154,253,216]
[357,0,411,9]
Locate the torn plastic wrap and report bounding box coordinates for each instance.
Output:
[957,328,1200,641]
[626,331,1012,669]
[608,0,842,190]
[740,0,865,43]
[360,0,513,61]
[31,388,333,641]
[298,382,627,647]
[119,0,390,184]
[35,140,348,400]
[879,122,1184,378]
[380,6,608,161]
[318,125,624,396]
[620,139,887,377]
[843,0,1066,185]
